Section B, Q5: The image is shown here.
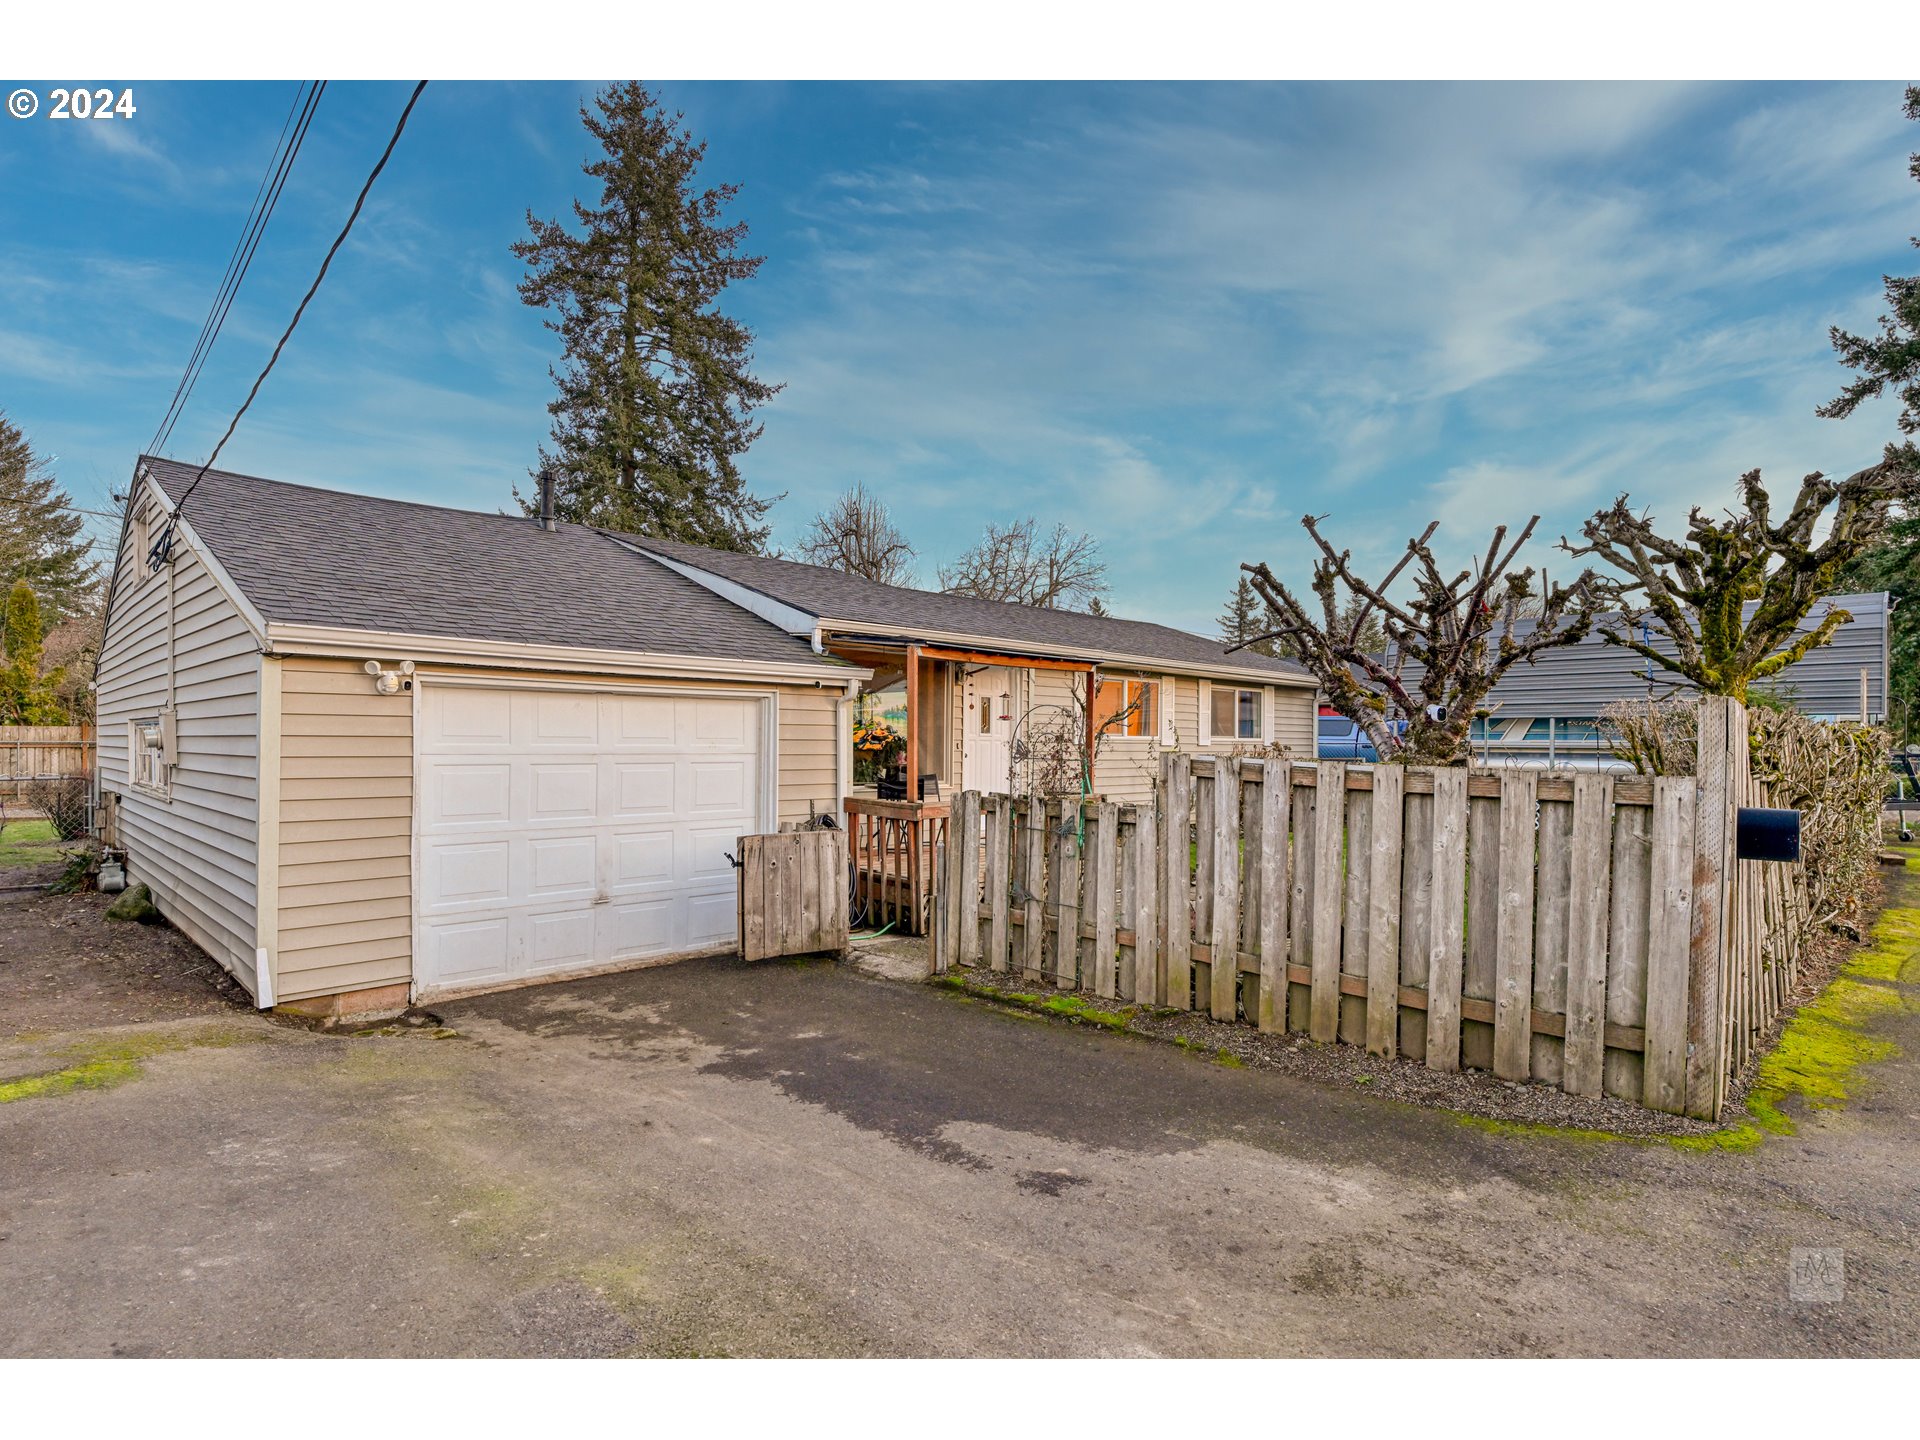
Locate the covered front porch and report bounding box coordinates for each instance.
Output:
[834,639,1096,935]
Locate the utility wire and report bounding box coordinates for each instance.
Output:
[150,81,429,570]
[146,81,325,461]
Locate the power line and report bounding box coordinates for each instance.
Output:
[150,81,429,571]
[146,81,326,462]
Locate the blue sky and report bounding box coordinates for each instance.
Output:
[2,79,1915,633]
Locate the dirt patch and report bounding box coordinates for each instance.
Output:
[0,888,250,1037]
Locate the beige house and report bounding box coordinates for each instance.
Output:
[94,457,1315,1016]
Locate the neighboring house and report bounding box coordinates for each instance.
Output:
[1386,592,1891,767]
[93,458,1315,1017]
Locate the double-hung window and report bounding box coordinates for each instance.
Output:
[1209,685,1263,741]
[1092,677,1159,739]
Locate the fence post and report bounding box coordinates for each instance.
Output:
[1162,752,1193,1011]
[1209,760,1243,1021]
[1686,696,1739,1121]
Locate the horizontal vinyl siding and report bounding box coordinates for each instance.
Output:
[777,686,841,825]
[1095,676,1315,806]
[273,659,413,1003]
[95,482,261,992]
[271,661,847,1001]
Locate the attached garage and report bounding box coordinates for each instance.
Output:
[95,458,865,1019]
[414,683,772,998]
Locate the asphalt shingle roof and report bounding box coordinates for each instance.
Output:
[629,534,1314,681]
[139,458,831,668]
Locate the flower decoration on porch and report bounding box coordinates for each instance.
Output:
[853,720,906,776]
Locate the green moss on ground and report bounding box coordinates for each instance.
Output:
[0,1026,263,1105]
[1457,879,1916,1151]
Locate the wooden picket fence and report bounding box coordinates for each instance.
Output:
[934,697,1808,1122]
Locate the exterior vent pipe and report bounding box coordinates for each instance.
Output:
[538,469,557,531]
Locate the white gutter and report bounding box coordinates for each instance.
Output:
[264,623,869,686]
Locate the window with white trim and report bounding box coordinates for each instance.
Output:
[1209,685,1263,741]
[130,717,169,796]
[1091,676,1159,739]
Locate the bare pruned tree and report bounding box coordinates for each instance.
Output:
[939,517,1108,610]
[792,482,917,586]
[1241,514,1608,765]
[1562,466,1920,702]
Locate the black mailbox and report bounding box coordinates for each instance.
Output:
[1735,807,1801,863]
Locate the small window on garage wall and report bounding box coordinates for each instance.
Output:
[129,714,171,798]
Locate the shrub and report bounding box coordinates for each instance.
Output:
[1602,697,1890,933]
[22,774,90,842]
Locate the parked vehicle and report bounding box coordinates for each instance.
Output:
[1316,711,1380,761]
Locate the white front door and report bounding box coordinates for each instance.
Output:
[414,684,767,997]
[962,666,1015,794]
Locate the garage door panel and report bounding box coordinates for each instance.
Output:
[610,831,675,889]
[528,762,598,823]
[689,758,753,815]
[690,699,751,746]
[423,841,511,907]
[526,692,600,747]
[432,689,513,746]
[424,761,512,829]
[416,686,767,993]
[610,761,675,817]
[424,916,512,985]
[603,898,676,959]
[528,909,597,972]
[607,695,677,748]
[687,891,736,947]
[686,824,743,883]
[529,835,597,897]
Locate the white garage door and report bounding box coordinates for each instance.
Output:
[415,685,767,995]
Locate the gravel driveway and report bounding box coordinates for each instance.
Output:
[2,875,1916,1356]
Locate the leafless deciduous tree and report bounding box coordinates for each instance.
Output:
[1241,515,1608,765]
[1562,466,1920,702]
[792,482,917,586]
[939,517,1108,610]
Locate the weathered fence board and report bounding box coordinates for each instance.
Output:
[1493,770,1538,1081]
[738,829,849,962]
[1424,769,1468,1072]
[1364,764,1404,1058]
[941,698,1810,1122]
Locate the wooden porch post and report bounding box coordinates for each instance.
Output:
[905,644,920,795]
[1084,666,1098,791]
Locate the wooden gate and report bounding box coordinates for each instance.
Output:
[737,828,851,962]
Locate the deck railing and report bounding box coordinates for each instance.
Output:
[844,796,951,936]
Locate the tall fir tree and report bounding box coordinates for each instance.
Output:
[1217,577,1276,656]
[0,413,97,630]
[1818,86,1920,476]
[515,83,780,551]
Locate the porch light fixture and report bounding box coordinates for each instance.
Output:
[363,659,416,695]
